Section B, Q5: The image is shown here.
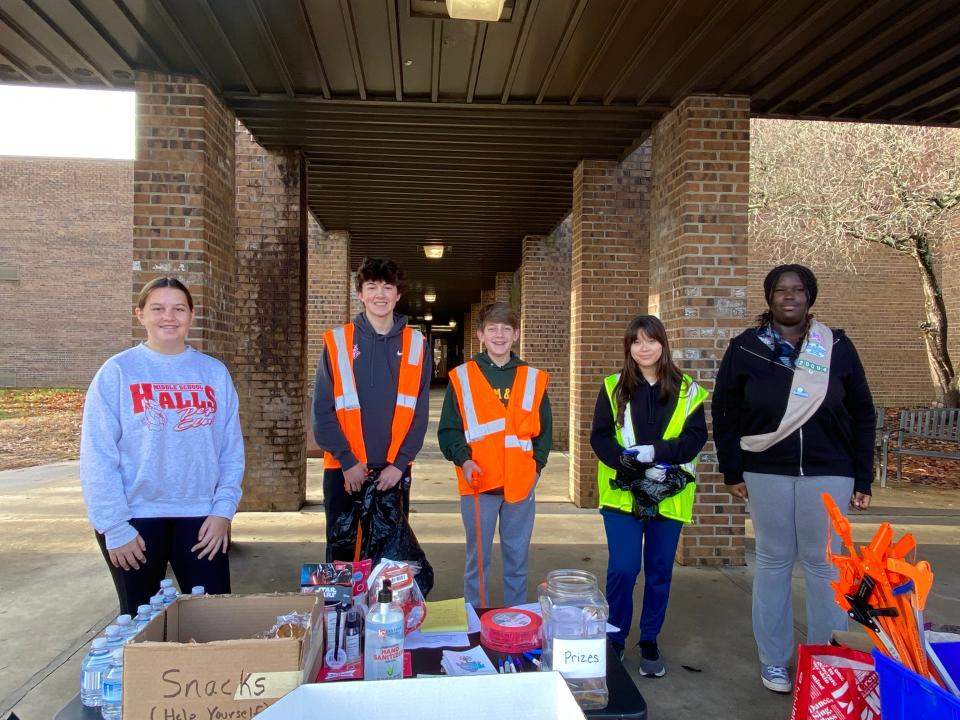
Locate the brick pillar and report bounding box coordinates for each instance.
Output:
[469,301,482,356]
[570,148,651,506]
[133,71,236,361]
[521,231,571,450]
[494,272,513,304]
[305,223,350,457]
[234,124,306,511]
[650,95,750,566]
[349,271,362,318]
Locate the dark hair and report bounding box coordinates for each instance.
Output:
[477,302,518,330]
[614,315,683,428]
[137,277,194,311]
[355,257,405,293]
[756,264,818,326]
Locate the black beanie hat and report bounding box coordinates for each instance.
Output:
[763,264,818,308]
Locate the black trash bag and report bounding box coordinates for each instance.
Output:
[327,475,434,597]
[611,463,694,519]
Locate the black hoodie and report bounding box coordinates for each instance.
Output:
[312,312,432,471]
[711,326,875,494]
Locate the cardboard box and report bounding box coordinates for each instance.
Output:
[255,671,586,720]
[124,593,324,720]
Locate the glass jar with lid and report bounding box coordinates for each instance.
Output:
[537,568,609,710]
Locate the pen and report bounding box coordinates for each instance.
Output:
[512,656,522,672]
[532,658,541,668]
[498,659,504,674]
[506,655,513,673]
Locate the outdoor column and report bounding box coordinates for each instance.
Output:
[469,300,482,356]
[133,71,236,360]
[494,271,514,305]
[234,124,307,511]
[650,95,750,566]
[520,232,571,450]
[569,149,651,506]
[305,223,350,457]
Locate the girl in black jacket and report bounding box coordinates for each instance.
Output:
[712,264,875,694]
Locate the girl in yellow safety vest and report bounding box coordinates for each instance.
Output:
[590,315,708,678]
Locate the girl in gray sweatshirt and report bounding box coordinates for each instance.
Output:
[80,278,244,613]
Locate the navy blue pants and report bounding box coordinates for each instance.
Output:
[602,509,683,647]
[96,516,231,615]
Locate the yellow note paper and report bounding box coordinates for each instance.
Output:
[420,597,469,633]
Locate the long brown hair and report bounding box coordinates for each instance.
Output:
[614,315,683,428]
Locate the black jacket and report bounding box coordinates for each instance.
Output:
[312,312,432,471]
[590,377,707,470]
[711,327,875,494]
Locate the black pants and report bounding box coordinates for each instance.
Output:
[323,466,411,559]
[96,517,231,615]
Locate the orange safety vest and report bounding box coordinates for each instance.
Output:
[322,323,425,469]
[449,361,549,502]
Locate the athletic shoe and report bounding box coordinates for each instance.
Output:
[638,641,665,678]
[760,664,792,693]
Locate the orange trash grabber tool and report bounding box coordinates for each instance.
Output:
[860,524,916,669]
[822,493,858,560]
[888,558,959,697]
[469,467,487,609]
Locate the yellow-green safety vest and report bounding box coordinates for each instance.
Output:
[596,373,708,523]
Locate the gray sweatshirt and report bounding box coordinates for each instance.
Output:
[80,344,245,550]
[312,312,432,471]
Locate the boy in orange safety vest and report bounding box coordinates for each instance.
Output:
[312,258,432,558]
[438,302,552,607]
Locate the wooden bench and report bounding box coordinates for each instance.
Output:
[881,408,960,487]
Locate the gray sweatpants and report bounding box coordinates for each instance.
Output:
[744,472,853,667]
[460,489,536,607]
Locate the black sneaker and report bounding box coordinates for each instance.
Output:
[638,641,665,678]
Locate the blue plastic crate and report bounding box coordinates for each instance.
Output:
[874,643,960,720]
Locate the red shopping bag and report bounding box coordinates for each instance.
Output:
[790,644,882,720]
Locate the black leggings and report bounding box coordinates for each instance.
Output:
[96,517,231,615]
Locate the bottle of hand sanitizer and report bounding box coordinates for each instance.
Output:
[363,579,404,680]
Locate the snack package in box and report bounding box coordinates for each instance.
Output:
[367,559,427,635]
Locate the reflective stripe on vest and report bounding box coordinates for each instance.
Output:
[322,324,425,469]
[454,363,508,443]
[596,373,708,523]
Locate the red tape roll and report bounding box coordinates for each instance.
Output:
[480,608,543,654]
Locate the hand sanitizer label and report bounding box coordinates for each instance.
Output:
[552,638,607,678]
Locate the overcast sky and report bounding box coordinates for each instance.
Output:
[0,85,134,160]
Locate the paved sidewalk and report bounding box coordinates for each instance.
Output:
[2,393,959,718]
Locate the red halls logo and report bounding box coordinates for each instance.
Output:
[129,383,217,432]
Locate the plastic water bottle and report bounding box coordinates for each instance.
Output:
[149,594,164,617]
[162,586,178,606]
[79,638,112,707]
[115,614,136,643]
[103,625,124,651]
[191,585,205,596]
[100,649,123,720]
[363,580,404,680]
[133,605,153,631]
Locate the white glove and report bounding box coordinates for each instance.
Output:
[645,465,667,483]
[627,445,655,463]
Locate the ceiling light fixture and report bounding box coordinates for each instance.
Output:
[424,292,436,303]
[424,313,433,322]
[445,0,505,21]
[450,319,457,328]
[423,243,445,259]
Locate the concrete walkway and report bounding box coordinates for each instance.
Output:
[2,391,959,718]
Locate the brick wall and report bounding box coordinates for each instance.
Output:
[133,71,236,363]
[305,223,350,456]
[234,124,306,511]
[747,244,933,407]
[941,235,960,388]
[469,301,482,357]
[0,157,132,387]
[494,271,513,304]
[521,232,572,450]
[569,152,650,506]
[650,95,750,566]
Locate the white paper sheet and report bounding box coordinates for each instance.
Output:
[511,602,619,634]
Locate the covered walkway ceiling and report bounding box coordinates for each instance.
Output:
[2,0,958,318]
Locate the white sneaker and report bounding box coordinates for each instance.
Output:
[760,664,792,693]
